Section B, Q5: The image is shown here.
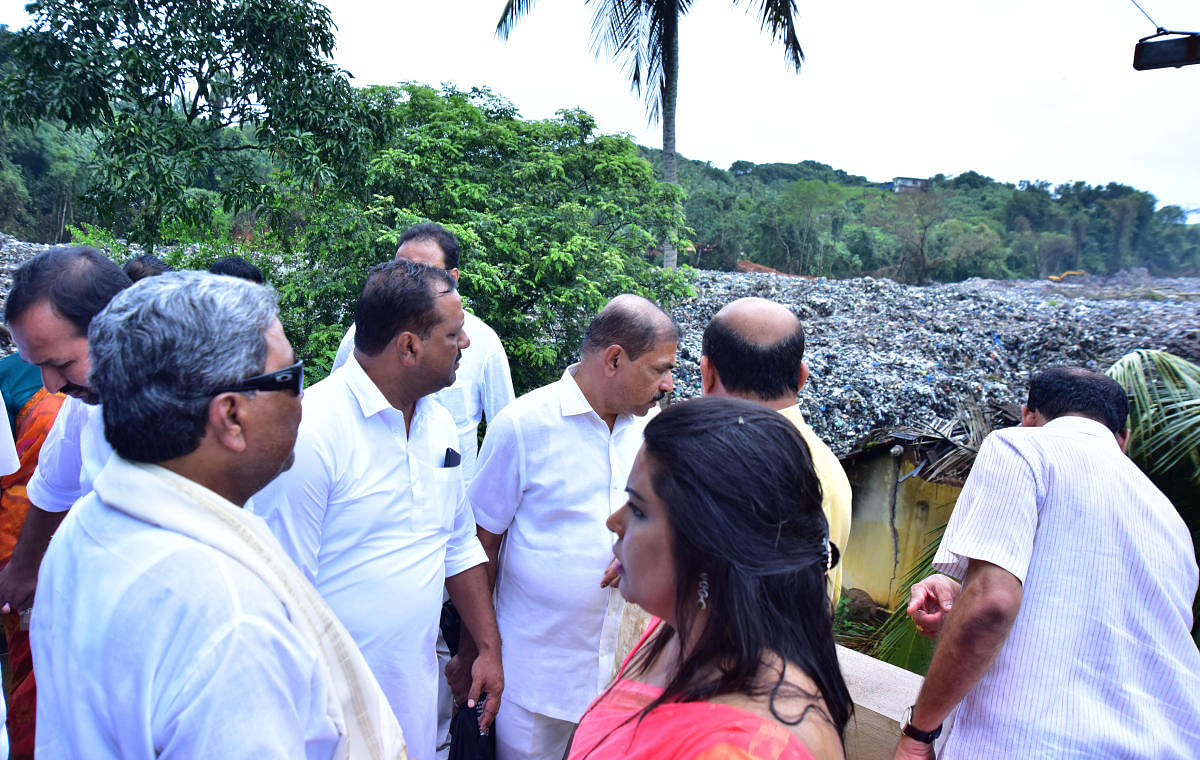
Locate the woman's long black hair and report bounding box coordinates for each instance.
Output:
[627,396,852,738]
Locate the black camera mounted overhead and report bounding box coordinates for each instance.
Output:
[1128,0,1200,70]
[1134,29,1200,70]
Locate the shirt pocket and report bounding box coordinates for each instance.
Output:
[408,460,462,535]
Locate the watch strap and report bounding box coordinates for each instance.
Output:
[901,706,942,743]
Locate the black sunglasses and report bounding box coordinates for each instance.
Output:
[213,361,304,396]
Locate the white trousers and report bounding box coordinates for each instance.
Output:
[436,630,453,758]
[495,700,576,760]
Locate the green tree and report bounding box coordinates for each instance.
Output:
[496,0,804,268]
[871,188,949,284]
[0,0,356,245]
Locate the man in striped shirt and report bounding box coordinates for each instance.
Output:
[896,367,1200,759]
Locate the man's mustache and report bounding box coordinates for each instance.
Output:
[61,384,100,405]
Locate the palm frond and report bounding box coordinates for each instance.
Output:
[496,0,539,39]
[1106,349,1200,483]
[736,0,804,70]
[869,521,946,673]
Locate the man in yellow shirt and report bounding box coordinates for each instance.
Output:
[700,297,852,605]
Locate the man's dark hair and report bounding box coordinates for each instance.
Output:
[354,260,457,356]
[123,254,172,281]
[209,255,264,283]
[581,297,680,360]
[4,246,132,335]
[1027,366,1129,433]
[398,222,460,270]
[702,314,805,400]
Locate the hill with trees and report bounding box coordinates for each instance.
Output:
[642,148,1200,280]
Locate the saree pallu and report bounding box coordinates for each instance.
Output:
[2,388,66,760]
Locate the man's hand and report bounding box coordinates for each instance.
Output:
[0,506,69,613]
[467,647,504,732]
[445,650,476,707]
[892,735,936,760]
[0,562,37,614]
[906,574,961,639]
[599,558,621,588]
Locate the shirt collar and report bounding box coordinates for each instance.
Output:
[558,363,595,418]
[1043,414,1117,440]
[341,353,396,419]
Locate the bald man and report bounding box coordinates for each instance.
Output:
[467,294,679,760]
[700,297,852,606]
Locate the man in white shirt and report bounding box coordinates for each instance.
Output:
[332,223,515,754]
[467,294,678,760]
[33,271,407,759]
[0,247,129,616]
[332,222,514,485]
[254,259,503,760]
[896,367,1200,759]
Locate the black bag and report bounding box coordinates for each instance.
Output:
[448,698,495,760]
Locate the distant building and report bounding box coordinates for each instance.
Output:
[891,177,931,194]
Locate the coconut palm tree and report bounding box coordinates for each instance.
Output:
[496,0,804,268]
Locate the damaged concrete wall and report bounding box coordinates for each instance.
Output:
[841,449,960,610]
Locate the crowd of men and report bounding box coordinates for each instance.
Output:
[0,223,1195,760]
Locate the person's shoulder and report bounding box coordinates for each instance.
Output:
[463,311,502,343]
[502,378,561,417]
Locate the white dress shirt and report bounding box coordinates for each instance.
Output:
[934,415,1200,758]
[333,310,514,484]
[26,396,111,511]
[33,490,341,759]
[469,365,653,722]
[251,356,488,760]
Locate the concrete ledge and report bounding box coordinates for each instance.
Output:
[837,645,924,760]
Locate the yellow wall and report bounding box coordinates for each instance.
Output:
[841,451,960,609]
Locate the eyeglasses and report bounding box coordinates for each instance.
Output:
[213,361,304,396]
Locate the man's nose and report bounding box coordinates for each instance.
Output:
[458,330,471,350]
[40,368,65,394]
[661,372,674,392]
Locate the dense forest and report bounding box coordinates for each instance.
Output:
[1,6,1198,388]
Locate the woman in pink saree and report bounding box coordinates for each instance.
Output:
[569,398,851,760]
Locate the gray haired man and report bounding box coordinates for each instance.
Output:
[31,272,406,760]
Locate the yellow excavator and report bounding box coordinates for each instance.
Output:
[1047,270,1086,282]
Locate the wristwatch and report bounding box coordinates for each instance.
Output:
[901,705,942,743]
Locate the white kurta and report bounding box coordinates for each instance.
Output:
[32,491,342,759]
[934,415,1200,758]
[26,395,110,511]
[252,356,488,760]
[469,365,652,722]
[333,310,514,484]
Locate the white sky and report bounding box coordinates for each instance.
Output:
[4,0,1198,216]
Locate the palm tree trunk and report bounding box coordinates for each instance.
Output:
[661,8,680,269]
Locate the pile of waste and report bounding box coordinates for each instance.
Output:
[670,269,1200,455]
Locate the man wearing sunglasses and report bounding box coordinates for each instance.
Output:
[254,259,503,760]
[31,271,407,758]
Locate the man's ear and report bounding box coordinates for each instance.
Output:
[448,267,460,285]
[393,331,420,366]
[1116,428,1131,453]
[208,393,247,453]
[699,355,719,396]
[602,344,623,377]
[797,361,810,392]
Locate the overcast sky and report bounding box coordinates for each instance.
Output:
[3,0,1198,216]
